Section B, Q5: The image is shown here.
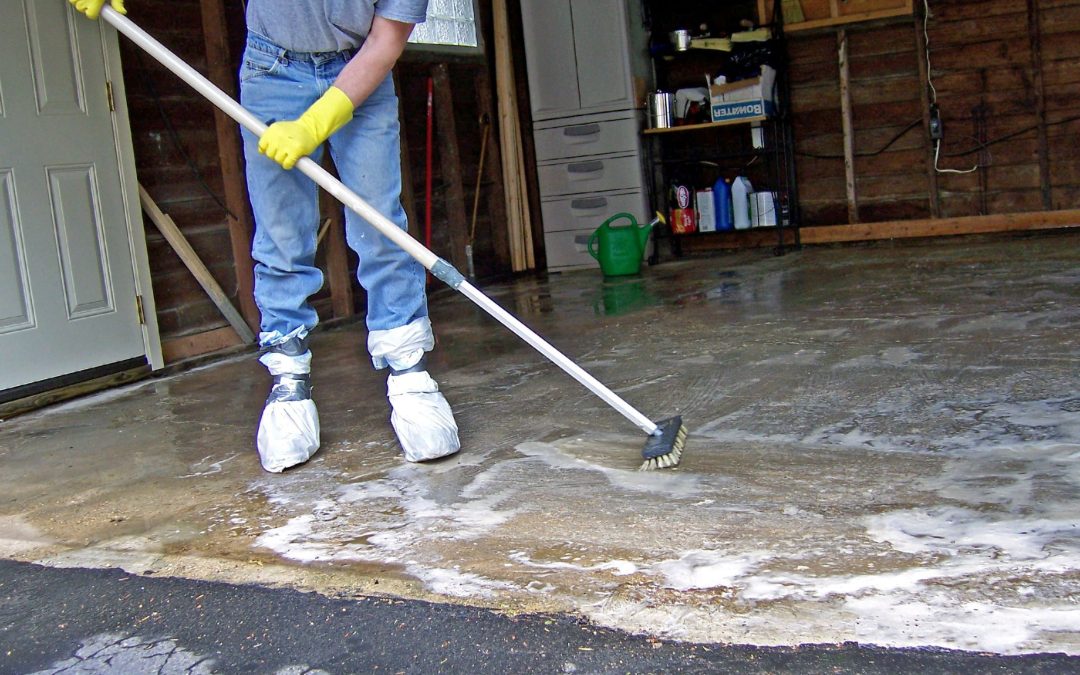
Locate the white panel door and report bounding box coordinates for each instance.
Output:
[0,0,143,391]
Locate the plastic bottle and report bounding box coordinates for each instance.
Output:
[731,176,753,230]
[713,177,733,231]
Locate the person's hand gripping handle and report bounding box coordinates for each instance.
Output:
[69,0,126,20]
[258,87,355,170]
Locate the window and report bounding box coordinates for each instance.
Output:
[408,0,479,48]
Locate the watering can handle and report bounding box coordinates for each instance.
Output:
[589,212,636,260]
[602,212,638,228]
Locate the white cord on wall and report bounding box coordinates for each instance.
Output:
[923,0,979,175]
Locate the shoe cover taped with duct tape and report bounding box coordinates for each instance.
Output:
[368,317,434,371]
[387,371,459,462]
[256,349,319,473]
[257,399,320,472]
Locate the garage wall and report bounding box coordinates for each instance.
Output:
[119,1,241,343]
[119,0,509,356]
[788,0,1080,226]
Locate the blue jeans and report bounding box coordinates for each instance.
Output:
[239,32,427,346]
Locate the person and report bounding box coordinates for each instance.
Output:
[70,0,461,473]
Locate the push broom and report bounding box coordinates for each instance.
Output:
[99,7,687,470]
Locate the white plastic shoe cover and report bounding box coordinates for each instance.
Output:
[387,371,460,462]
[368,317,434,371]
[257,351,320,473]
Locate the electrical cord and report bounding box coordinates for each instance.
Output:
[941,112,1080,157]
[796,118,922,160]
[796,1,1064,170]
[133,49,237,219]
[922,0,977,174]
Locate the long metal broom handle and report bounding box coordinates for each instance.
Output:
[100,7,660,437]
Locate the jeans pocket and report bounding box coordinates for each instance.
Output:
[240,47,286,83]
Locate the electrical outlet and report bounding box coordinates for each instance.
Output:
[928,104,944,141]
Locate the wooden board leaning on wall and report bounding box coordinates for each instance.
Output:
[758,0,914,32]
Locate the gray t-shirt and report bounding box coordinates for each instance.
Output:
[247,0,429,53]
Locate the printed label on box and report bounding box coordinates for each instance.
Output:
[711,99,776,122]
[696,189,716,232]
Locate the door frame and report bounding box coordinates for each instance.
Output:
[99,19,163,371]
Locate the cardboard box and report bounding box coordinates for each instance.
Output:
[696,189,717,232]
[710,66,777,122]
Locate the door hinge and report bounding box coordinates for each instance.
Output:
[106,81,116,112]
[135,295,146,325]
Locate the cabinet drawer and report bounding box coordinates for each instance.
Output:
[540,190,647,233]
[543,228,598,270]
[534,117,641,162]
[537,154,643,197]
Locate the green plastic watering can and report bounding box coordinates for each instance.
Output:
[587,212,664,277]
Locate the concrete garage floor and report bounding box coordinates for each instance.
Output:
[1,232,1078,657]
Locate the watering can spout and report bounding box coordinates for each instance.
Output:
[638,211,665,252]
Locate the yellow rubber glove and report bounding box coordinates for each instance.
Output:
[69,0,126,20]
[258,87,355,170]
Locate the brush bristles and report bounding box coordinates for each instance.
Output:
[639,422,687,471]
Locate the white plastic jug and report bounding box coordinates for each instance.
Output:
[732,176,753,230]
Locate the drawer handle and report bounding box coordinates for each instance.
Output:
[567,160,604,177]
[570,197,608,211]
[563,123,601,138]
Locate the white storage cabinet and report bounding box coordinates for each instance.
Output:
[519,0,651,272]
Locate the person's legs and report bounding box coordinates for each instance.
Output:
[240,33,326,471]
[240,33,326,344]
[325,69,459,462]
[326,74,426,332]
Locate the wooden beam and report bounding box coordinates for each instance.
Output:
[474,68,512,272]
[325,209,353,319]
[838,29,858,224]
[318,158,355,320]
[913,5,941,218]
[799,210,1080,245]
[431,63,470,271]
[393,70,421,241]
[678,228,799,254]
[161,326,244,363]
[768,7,914,33]
[492,0,535,271]
[199,0,260,332]
[139,185,257,345]
[1027,0,1052,210]
[0,365,151,420]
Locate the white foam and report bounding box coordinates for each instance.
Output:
[844,596,1080,654]
[509,551,640,576]
[653,550,772,591]
[254,462,520,596]
[514,440,706,499]
[180,453,239,478]
[406,565,516,598]
[866,507,1078,560]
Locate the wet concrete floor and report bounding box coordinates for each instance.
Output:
[0,232,1078,656]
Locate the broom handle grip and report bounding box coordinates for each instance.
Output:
[101,6,438,271]
[101,7,660,437]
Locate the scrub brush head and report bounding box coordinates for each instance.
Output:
[639,416,687,470]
